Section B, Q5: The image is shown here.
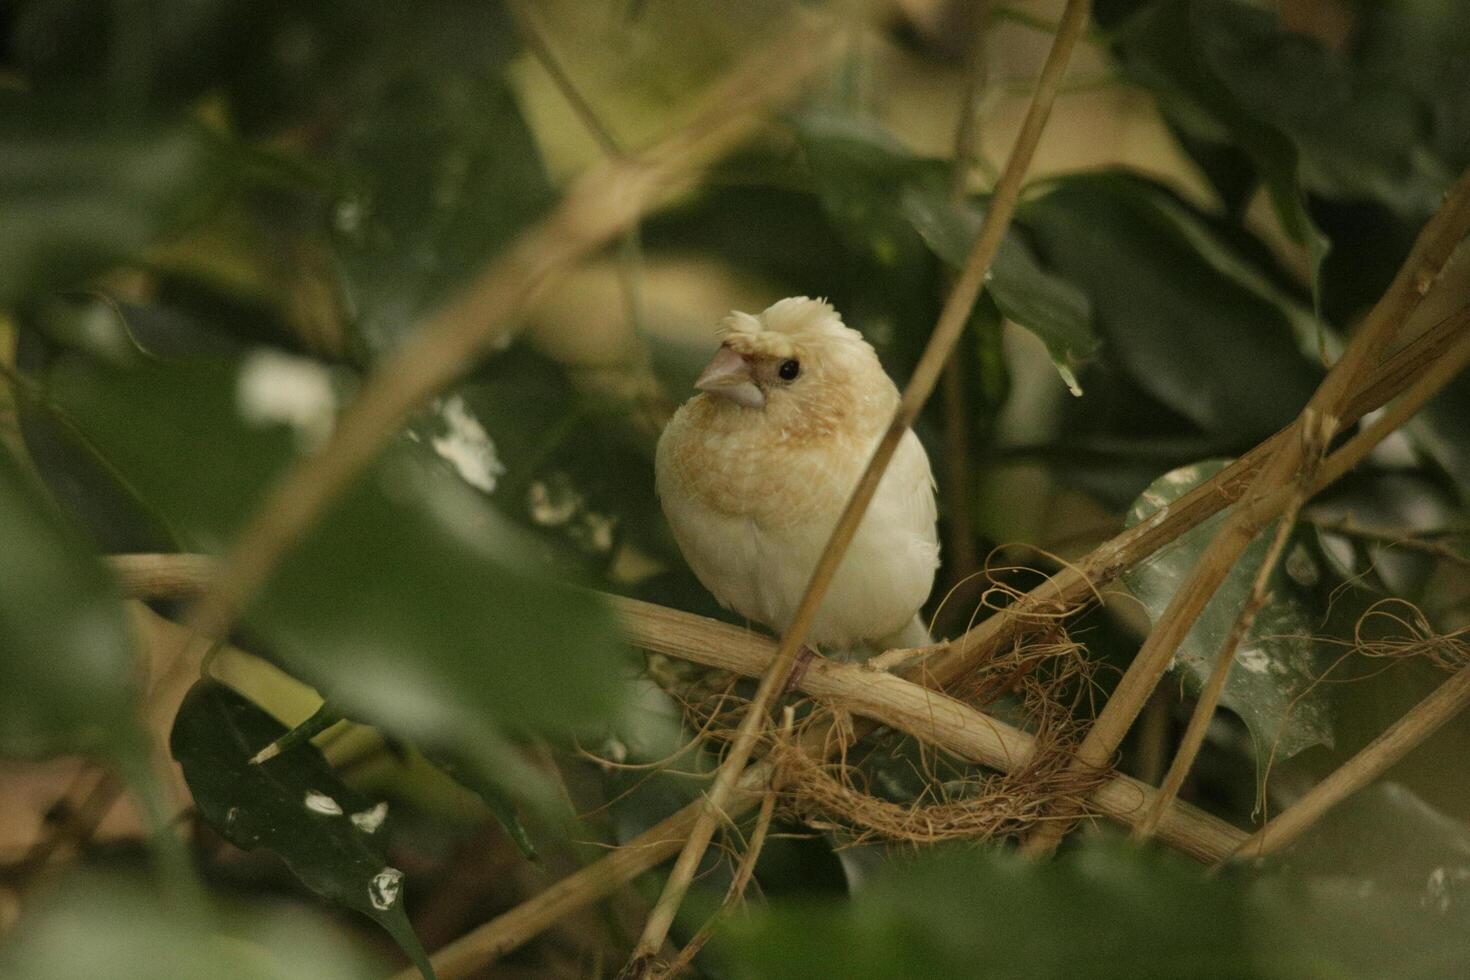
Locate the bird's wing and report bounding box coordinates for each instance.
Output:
[892,427,940,548]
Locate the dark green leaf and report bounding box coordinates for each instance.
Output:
[1354,0,1470,172]
[1023,171,1321,444]
[14,0,246,112]
[171,680,434,978]
[898,188,1096,393]
[1106,0,1333,290]
[1190,1,1440,213]
[0,442,138,758]
[418,747,541,861]
[1123,460,1335,764]
[789,111,1096,391]
[0,93,231,306]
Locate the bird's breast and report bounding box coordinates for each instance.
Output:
[656,406,864,529]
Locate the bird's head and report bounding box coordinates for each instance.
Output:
[692,297,893,430]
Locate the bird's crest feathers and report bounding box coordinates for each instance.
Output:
[717,297,869,360]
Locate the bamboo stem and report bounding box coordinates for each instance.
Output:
[936,8,994,591]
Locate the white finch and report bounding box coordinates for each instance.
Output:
[655,297,939,652]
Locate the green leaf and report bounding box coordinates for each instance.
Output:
[1255,783,1470,980]
[1190,0,1445,214]
[1354,0,1470,173]
[1122,460,1335,765]
[0,871,383,980]
[1105,0,1334,296]
[898,188,1097,394]
[1023,171,1322,444]
[418,746,543,861]
[719,838,1302,979]
[723,830,1470,980]
[42,351,631,761]
[1416,369,1470,508]
[0,92,231,307]
[0,442,138,759]
[789,110,1096,392]
[171,680,434,979]
[331,64,552,358]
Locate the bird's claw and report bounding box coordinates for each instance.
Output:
[781,646,820,697]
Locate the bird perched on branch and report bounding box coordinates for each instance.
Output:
[655,297,939,653]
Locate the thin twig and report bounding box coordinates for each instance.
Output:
[1023,173,1470,855]
[625,5,1096,967]
[1132,491,1308,840]
[654,708,792,979]
[11,771,122,882]
[508,0,661,428]
[394,762,776,980]
[507,0,624,158]
[1306,516,1470,568]
[1226,663,1470,861]
[937,12,994,592]
[109,552,219,601]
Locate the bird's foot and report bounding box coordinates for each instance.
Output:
[781,646,820,697]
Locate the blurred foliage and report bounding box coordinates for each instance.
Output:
[1,0,1469,977]
[719,819,1470,980]
[0,441,139,759]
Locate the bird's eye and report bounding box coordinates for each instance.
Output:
[777,359,801,381]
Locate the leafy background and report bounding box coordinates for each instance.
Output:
[2,0,1470,977]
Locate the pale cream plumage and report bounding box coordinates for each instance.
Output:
[655,297,939,652]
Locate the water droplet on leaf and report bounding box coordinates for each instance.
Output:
[370,867,404,911]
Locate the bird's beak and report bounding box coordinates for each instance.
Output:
[695,346,765,408]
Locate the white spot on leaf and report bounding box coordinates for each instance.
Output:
[1423,866,1470,913]
[1236,646,1270,676]
[237,349,337,451]
[432,395,506,493]
[350,801,389,834]
[527,475,580,527]
[304,790,343,816]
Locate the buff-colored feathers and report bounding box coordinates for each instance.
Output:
[655,297,940,651]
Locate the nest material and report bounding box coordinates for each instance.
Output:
[670,558,1109,848]
[654,569,1468,850]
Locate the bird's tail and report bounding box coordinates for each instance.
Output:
[878,613,933,651]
